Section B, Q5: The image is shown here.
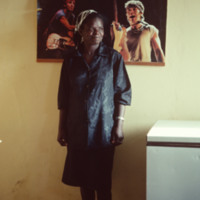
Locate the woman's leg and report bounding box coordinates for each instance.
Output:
[80,187,95,200]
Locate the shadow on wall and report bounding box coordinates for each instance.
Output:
[39,65,82,200]
[112,128,149,200]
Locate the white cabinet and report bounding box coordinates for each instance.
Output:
[146,120,200,200]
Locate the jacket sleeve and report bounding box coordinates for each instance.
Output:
[114,53,132,105]
[58,59,70,109]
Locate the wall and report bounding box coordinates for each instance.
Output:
[1,0,200,200]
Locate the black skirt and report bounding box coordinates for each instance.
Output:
[62,146,115,190]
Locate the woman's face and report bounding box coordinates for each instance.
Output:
[80,17,104,46]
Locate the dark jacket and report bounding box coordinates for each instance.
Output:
[58,43,132,150]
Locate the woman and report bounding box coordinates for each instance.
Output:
[57,10,131,200]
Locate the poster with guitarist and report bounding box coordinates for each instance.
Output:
[37,0,76,60]
[37,0,167,65]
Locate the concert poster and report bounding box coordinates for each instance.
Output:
[37,0,167,66]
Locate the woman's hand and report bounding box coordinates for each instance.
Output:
[57,130,68,146]
[58,110,68,146]
[111,122,124,145]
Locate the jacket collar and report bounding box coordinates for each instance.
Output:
[75,42,108,57]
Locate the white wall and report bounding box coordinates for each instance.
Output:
[1,0,200,199]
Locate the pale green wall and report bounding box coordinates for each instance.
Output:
[1,0,200,200]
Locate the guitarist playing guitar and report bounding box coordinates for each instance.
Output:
[43,0,76,58]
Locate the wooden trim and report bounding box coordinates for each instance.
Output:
[147,141,200,148]
[37,58,63,63]
[37,59,165,66]
[125,61,165,66]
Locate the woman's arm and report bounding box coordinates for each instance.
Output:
[57,109,68,146]
[111,104,126,145]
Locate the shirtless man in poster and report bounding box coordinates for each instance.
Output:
[114,0,165,62]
